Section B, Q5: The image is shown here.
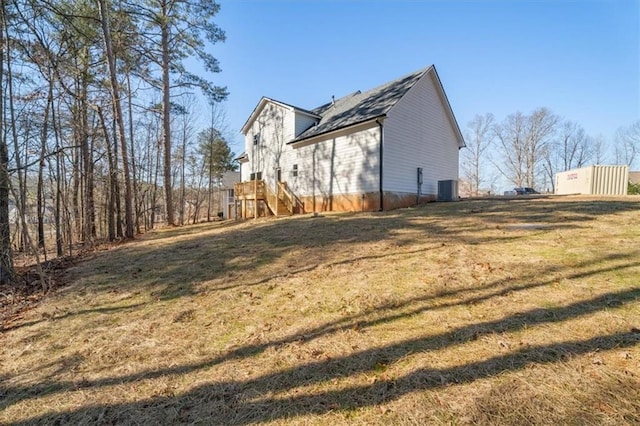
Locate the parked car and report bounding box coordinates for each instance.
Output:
[514,187,539,195]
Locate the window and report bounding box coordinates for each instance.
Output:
[253,133,260,145]
[250,172,255,181]
[292,164,298,177]
[256,171,262,180]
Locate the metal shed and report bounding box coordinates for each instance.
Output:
[555,165,629,196]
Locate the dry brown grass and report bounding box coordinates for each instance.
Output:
[1,195,639,425]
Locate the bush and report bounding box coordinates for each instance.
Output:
[628,181,640,195]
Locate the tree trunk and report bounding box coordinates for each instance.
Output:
[126,72,140,234]
[97,107,116,241]
[37,79,53,252]
[113,118,123,239]
[5,17,28,253]
[179,119,186,226]
[97,0,134,238]
[161,0,174,225]
[52,93,64,257]
[0,0,13,284]
[79,75,95,242]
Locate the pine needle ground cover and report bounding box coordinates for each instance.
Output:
[1,196,639,425]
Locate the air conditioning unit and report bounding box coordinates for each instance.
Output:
[438,180,458,202]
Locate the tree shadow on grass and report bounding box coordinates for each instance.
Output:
[10,332,638,425]
[0,302,147,333]
[71,196,621,302]
[418,197,640,224]
[8,311,640,424]
[2,198,638,422]
[3,274,639,421]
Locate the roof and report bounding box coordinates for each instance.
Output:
[293,66,431,142]
[241,65,465,148]
[240,97,320,135]
[219,171,240,189]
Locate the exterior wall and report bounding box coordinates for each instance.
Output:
[295,112,317,137]
[298,192,380,213]
[242,102,380,214]
[239,161,250,182]
[287,124,381,212]
[384,192,435,210]
[555,165,629,195]
[295,191,435,213]
[222,189,237,220]
[383,72,460,197]
[244,102,296,191]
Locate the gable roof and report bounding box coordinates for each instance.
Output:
[240,96,320,135]
[294,66,432,142]
[241,65,465,148]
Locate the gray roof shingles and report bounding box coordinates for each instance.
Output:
[292,66,431,142]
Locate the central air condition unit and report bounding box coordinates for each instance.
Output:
[438,180,458,202]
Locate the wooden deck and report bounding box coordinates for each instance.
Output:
[234,180,304,219]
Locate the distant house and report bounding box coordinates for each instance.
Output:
[219,171,240,219]
[235,65,465,218]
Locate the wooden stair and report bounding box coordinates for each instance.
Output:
[234,180,303,219]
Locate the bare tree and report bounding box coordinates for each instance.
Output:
[462,113,494,196]
[542,120,593,191]
[494,111,527,187]
[614,121,640,168]
[495,108,559,189]
[558,121,592,170]
[592,134,607,164]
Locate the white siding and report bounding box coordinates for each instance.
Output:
[285,125,380,198]
[239,161,251,182]
[384,72,460,195]
[294,112,317,137]
[243,102,296,190]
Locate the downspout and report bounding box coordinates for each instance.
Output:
[376,117,384,211]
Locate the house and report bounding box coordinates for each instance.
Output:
[219,171,240,219]
[235,65,465,218]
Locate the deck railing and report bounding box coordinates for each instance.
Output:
[235,180,266,199]
[277,181,294,213]
[234,179,303,218]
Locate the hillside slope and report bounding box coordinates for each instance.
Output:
[1,196,639,425]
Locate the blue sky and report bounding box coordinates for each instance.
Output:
[203,0,639,157]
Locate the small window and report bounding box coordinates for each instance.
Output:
[256,171,262,180]
[250,172,255,181]
[292,164,298,177]
[253,133,260,145]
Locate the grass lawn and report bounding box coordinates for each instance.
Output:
[1,195,639,425]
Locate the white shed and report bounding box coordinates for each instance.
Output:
[555,165,629,196]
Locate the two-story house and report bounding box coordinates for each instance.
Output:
[235,65,465,218]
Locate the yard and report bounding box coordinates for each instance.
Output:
[1,196,639,425]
